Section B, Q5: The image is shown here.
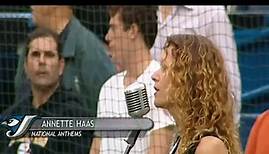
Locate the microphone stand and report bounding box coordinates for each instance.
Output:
[124,130,141,154]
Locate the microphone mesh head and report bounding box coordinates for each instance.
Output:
[124,82,150,117]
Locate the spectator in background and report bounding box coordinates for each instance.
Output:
[15,6,116,120]
[91,6,175,154]
[152,34,242,154]
[74,6,120,72]
[245,110,269,154]
[151,5,241,124]
[1,28,91,154]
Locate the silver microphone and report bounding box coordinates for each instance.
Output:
[124,82,150,118]
[123,82,150,154]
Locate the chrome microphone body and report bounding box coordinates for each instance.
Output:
[124,82,150,118]
[123,82,150,154]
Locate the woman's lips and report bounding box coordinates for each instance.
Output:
[154,86,159,95]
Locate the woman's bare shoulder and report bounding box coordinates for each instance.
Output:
[195,136,228,154]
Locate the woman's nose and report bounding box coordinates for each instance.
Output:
[151,69,160,82]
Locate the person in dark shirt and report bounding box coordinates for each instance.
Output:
[1,27,91,154]
[151,34,242,154]
[15,6,116,118]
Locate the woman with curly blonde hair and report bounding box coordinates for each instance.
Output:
[151,34,242,154]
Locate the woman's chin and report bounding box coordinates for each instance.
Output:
[154,100,164,109]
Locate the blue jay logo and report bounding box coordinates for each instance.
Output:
[0,115,37,139]
[1,115,23,133]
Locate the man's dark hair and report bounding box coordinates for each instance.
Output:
[108,5,158,49]
[25,27,62,58]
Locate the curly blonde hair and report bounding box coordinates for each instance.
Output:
[163,34,242,154]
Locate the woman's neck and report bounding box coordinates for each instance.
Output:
[168,106,183,134]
